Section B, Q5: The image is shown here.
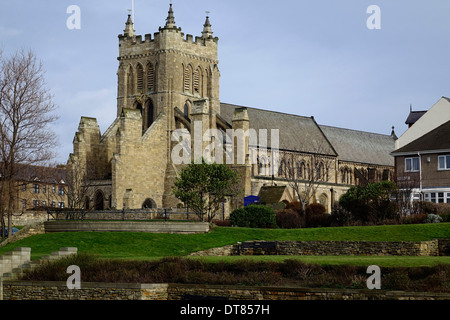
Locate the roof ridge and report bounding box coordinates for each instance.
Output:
[319,124,393,138]
[220,102,313,120]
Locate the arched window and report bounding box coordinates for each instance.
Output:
[127,66,134,95]
[147,62,155,92]
[319,193,328,209]
[193,67,202,95]
[183,101,191,118]
[298,161,306,179]
[136,63,144,91]
[317,162,324,180]
[94,190,104,211]
[147,99,154,128]
[278,160,285,177]
[183,65,193,93]
[142,198,156,209]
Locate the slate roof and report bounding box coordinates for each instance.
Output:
[405,110,426,126]
[392,120,450,154]
[220,103,395,167]
[319,125,395,166]
[219,103,337,156]
[258,185,287,204]
[13,164,67,184]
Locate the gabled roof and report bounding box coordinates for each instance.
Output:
[220,103,337,156]
[258,185,287,204]
[392,120,450,155]
[319,125,395,166]
[220,103,395,167]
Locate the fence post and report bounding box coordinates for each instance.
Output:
[164,209,167,222]
[0,276,3,300]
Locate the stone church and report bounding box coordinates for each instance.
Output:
[67,5,396,215]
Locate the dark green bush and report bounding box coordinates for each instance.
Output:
[275,209,304,228]
[230,204,277,228]
[305,203,326,216]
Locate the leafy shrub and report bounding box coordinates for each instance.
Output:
[435,203,450,215]
[276,209,304,228]
[22,255,450,292]
[438,211,450,222]
[425,214,443,224]
[305,213,331,228]
[329,206,353,227]
[417,201,438,214]
[230,204,277,228]
[339,181,398,224]
[213,219,231,227]
[305,203,326,216]
[400,213,428,225]
[284,201,303,215]
[303,203,329,228]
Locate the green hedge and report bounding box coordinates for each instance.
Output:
[230,204,277,228]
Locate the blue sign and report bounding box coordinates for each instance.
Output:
[244,195,260,206]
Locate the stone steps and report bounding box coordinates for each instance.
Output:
[1,247,77,281]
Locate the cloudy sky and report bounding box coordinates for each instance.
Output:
[1,0,450,164]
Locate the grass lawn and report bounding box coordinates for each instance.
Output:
[0,223,449,266]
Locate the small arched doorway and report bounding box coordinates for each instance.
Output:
[142,198,156,209]
[94,190,104,210]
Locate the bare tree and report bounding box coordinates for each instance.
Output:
[280,142,335,212]
[0,49,58,238]
[65,156,97,210]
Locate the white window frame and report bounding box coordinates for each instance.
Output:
[424,191,450,204]
[405,157,420,172]
[438,155,450,170]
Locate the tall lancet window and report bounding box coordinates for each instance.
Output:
[147,62,155,92]
[184,65,193,93]
[147,99,154,128]
[183,102,190,119]
[127,66,134,95]
[136,64,144,92]
[193,67,202,95]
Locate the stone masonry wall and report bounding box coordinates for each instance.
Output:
[191,240,448,257]
[2,281,449,300]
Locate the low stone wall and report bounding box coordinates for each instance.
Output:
[2,281,169,300]
[191,239,449,256]
[274,240,440,256]
[2,281,449,300]
[44,221,210,234]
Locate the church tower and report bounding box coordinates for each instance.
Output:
[116,4,220,133]
[68,5,223,211]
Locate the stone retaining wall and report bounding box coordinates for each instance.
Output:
[274,240,440,256]
[2,281,449,300]
[190,239,449,256]
[44,221,210,234]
